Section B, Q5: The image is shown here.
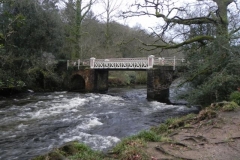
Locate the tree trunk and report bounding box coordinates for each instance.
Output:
[214,0,232,57]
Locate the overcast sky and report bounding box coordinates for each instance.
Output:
[91,0,161,30]
[60,0,239,32]
[91,0,201,31]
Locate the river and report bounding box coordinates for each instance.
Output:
[0,86,198,160]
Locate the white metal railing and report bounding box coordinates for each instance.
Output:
[67,59,81,70]
[68,56,185,70]
[67,59,90,70]
[90,55,154,69]
[153,56,185,70]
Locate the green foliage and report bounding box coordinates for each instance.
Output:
[2,79,26,88]
[108,71,147,86]
[0,0,64,92]
[135,71,147,84]
[26,62,63,91]
[222,101,239,112]
[210,101,239,112]
[182,36,240,106]
[229,91,240,105]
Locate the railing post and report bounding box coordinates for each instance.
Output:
[67,60,69,70]
[90,57,95,69]
[161,58,165,65]
[78,59,80,70]
[148,55,154,68]
[173,56,176,70]
[182,58,184,63]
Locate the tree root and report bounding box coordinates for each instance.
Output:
[182,135,208,144]
[204,125,221,132]
[169,131,178,137]
[213,136,240,144]
[155,145,194,160]
[173,142,190,148]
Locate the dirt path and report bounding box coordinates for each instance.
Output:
[146,108,240,160]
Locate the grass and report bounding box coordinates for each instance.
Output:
[111,138,148,159]
[109,130,172,159]
[132,130,162,142]
[68,142,106,160]
[150,113,197,139]
[32,142,108,160]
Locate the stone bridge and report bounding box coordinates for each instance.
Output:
[68,55,185,103]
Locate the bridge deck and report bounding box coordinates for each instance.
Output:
[67,56,185,70]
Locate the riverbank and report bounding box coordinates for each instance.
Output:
[33,101,240,160]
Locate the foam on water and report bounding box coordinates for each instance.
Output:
[176,105,188,111]
[77,117,103,130]
[32,97,87,119]
[61,132,120,151]
[99,94,124,103]
[56,113,120,151]
[17,123,28,129]
[54,91,68,94]
[142,101,182,115]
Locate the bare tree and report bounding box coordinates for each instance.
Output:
[61,0,96,59]
[99,0,122,50]
[123,0,240,50]
[123,0,240,105]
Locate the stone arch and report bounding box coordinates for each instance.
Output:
[70,74,86,91]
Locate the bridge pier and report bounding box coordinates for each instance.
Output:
[94,69,108,93]
[147,66,174,103]
[72,68,108,93]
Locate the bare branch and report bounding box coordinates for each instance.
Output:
[155,13,217,25]
[139,35,214,49]
[229,26,240,36]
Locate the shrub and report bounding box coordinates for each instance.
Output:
[211,101,239,112]
[229,91,240,105]
[222,101,239,112]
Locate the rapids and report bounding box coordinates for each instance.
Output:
[0,86,198,160]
